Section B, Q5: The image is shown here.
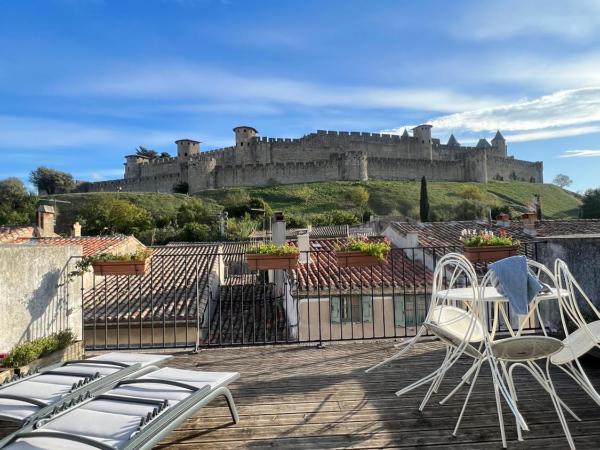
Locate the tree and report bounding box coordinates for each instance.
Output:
[78,196,152,235]
[553,174,573,189]
[176,199,210,226]
[581,188,600,218]
[180,223,212,242]
[419,176,430,222]
[29,167,75,195]
[135,146,158,159]
[159,152,171,158]
[0,177,36,225]
[346,186,369,212]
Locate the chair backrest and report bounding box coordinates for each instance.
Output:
[555,259,600,340]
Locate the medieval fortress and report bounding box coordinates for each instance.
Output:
[87,125,543,194]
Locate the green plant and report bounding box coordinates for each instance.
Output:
[70,248,153,278]
[460,229,519,247]
[420,176,430,222]
[248,243,299,256]
[335,237,391,262]
[2,329,76,368]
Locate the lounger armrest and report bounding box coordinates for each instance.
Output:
[3,431,114,450]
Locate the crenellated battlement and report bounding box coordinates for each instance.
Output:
[86,124,543,194]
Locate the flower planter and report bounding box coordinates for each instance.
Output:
[92,258,150,276]
[462,245,520,263]
[246,254,299,271]
[0,340,84,383]
[336,251,383,268]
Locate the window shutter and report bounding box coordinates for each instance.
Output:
[331,297,340,323]
[394,296,405,327]
[362,296,373,322]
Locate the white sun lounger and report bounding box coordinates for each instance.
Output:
[0,353,172,426]
[0,367,240,450]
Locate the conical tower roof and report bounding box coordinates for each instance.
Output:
[476,138,491,149]
[401,128,409,138]
[447,134,460,146]
[491,130,505,142]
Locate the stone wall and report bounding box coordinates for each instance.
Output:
[85,128,544,193]
[0,245,83,352]
[536,236,600,328]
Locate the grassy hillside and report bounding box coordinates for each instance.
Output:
[196,180,581,220]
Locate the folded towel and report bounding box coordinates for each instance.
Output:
[489,255,542,314]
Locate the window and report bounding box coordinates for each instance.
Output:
[331,295,372,323]
[394,295,427,327]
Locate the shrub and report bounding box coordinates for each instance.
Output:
[581,188,600,218]
[172,181,189,194]
[335,237,391,261]
[452,200,486,220]
[248,243,299,256]
[180,223,212,242]
[2,329,76,368]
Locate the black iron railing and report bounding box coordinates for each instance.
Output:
[81,241,544,350]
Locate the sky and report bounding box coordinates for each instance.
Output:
[1,0,600,192]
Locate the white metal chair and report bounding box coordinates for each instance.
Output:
[365,252,480,374]
[474,266,577,450]
[550,259,600,405]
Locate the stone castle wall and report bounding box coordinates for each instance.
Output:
[85,126,544,194]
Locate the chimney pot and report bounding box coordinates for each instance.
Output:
[72,221,82,237]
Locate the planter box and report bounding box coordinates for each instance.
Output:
[462,245,520,263]
[336,251,383,268]
[0,340,84,383]
[246,254,299,271]
[92,258,150,276]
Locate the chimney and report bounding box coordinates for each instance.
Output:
[72,221,82,237]
[35,205,55,238]
[522,212,537,237]
[497,213,510,228]
[297,231,311,264]
[272,211,286,245]
[406,231,419,248]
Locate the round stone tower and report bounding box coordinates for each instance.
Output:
[175,139,201,161]
[233,126,258,148]
[412,124,433,160]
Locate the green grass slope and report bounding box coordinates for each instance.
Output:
[196,180,581,220]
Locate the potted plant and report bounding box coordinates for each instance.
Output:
[335,237,391,267]
[246,243,300,271]
[74,248,153,277]
[460,229,520,263]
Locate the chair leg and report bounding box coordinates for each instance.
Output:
[440,357,486,405]
[453,358,482,436]
[220,387,240,424]
[419,347,452,411]
[365,327,426,373]
[503,362,523,442]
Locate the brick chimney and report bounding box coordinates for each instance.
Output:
[35,205,55,237]
[72,221,82,237]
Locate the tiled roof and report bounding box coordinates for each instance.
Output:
[293,238,432,293]
[206,284,287,345]
[389,219,600,248]
[15,235,136,256]
[0,226,35,243]
[83,244,220,325]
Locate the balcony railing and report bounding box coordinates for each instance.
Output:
[81,242,544,350]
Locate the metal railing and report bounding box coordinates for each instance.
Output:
[81,242,544,350]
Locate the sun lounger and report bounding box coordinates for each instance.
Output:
[0,367,240,450]
[0,352,172,426]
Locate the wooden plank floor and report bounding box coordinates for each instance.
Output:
[3,341,600,449]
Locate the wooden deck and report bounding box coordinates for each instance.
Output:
[3,341,600,449]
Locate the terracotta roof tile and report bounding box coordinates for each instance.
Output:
[83,244,220,325]
[14,235,136,256]
[293,237,432,293]
[0,226,35,243]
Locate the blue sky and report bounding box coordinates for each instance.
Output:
[1,0,600,192]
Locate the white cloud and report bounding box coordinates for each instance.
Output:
[455,0,600,41]
[560,149,600,158]
[60,64,502,113]
[385,87,600,143]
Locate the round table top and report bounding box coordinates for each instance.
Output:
[435,286,569,303]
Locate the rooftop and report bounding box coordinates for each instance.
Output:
[69,341,600,449]
[0,226,34,244]
[14,235,138,257]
